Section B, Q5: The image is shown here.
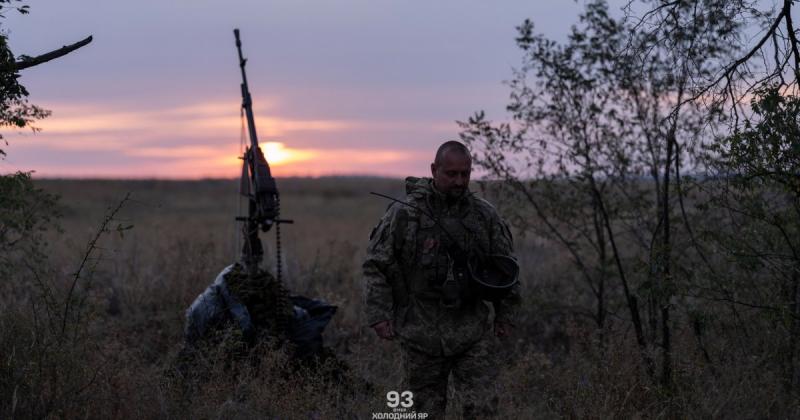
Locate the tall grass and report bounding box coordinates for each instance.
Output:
[0,178,796,418]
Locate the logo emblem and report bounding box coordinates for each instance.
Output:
[386,391,414,408]
[373,390,427,419]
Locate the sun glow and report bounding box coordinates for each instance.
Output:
[2,100,437,178]
[261,142,317,166]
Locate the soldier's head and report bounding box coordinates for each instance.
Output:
[431,140,472,199]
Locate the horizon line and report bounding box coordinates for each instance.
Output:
[24,173,409,181]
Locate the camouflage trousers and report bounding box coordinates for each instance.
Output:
[402,336,499,419]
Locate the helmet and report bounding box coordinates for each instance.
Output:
[467,254,520,301]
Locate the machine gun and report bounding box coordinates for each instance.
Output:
[233,28,293,278]
[180,30,336,360]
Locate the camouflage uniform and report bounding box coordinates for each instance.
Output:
[363,177,520,418]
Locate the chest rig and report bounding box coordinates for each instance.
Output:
[403,196,490,309]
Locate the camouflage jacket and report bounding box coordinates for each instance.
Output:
[363,177,521,356]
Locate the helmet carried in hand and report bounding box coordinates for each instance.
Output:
[467,254,520,301]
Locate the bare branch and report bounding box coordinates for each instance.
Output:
[686,6,786,105]
[61,192,129,339]
[10,35,93,71]
[783,0,800,78]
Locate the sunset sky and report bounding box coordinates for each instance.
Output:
[0,0,621,178]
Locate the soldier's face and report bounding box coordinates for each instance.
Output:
[431,151,471,198]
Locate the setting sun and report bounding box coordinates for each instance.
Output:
[261,141,317,166]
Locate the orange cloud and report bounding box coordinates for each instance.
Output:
[192,116,351,136]
[36,101,350,139]
[2,99,442,178]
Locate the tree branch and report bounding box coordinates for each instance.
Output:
[686,7,786,105]
[11,35,93,71]
[783,0,800,78]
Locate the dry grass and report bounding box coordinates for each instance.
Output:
[1,178,797,419]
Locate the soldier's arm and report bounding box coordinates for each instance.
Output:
[490,213,522,326]
[362,205,405,326]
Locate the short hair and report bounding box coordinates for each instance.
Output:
[434,140,471,165]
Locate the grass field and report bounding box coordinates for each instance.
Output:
[2,177,795,419]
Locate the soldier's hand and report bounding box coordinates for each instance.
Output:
[371,320,395,340]
[494,321,513,338]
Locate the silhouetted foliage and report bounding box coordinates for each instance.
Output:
[628,0,800,124]
[460,0,725,387]
[693,86,800,392]
[461,0,800,415]
[0,0,49,158]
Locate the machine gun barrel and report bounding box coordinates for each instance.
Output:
[233,28,285,274]
[234,29,263,163]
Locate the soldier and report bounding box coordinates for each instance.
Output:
[363,140,521,418]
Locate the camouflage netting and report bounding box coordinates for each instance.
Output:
[180,262,338,373]
[224,264,292,339]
